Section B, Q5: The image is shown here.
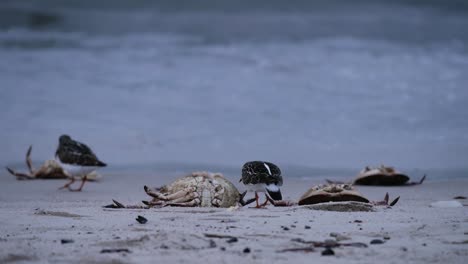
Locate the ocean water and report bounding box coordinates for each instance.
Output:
[1,0,467,179]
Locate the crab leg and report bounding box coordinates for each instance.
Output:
[5,167,35,180]
[25,145,35,174]
[389,196,400,206]
[5,146,37,180]
[104,199,150,209]
[165,199,200,207]
[239,191,256,206]
[144,186,196,201]
[418,174,426,184]
[142,200,164,207]
[172,192,198,203]
[372,193,400,206]
[265,192,296,206]
[68,175,88,192]
[144,186,166,199]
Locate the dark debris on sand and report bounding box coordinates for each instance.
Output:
[136,215,148,224]
[100,248,131,254]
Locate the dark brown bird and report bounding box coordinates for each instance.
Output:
[240,161,283,208]
[55,135,106,191]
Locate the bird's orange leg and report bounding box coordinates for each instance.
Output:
[59,177,75,190]
[69,175,87,192]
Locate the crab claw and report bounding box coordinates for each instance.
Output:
[5,167,14,176]
[103,200,151,209]
[265,192,296,207]
[419,174,426,184]
[384,192,389,204]
[239,191,256,206]
[5,166,33,179]
[389,196,400,206]
[103,199,126,208]
[26,145,34,174]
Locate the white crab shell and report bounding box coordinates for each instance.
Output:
[147,171,241,208]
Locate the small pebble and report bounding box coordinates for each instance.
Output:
[227,237,238,243]
[282,227,290,231]
[220,247,226,251]
[61,239,74,244]
[354,220,363,223]
[160,244,169,249]
[321,248,335,256]
[243,247,251,253]
[136,215,148,224]
[370,239,384,245]
[209,240,217,248]
[384,236,391,240]
[305,225,311,229]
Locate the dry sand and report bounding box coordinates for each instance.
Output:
[0,172,467,264]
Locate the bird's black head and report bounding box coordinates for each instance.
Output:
[59,134,72,144]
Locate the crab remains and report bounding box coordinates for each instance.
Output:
[5,145,101,181]
[265,184,399,211]
[106,172,255,208]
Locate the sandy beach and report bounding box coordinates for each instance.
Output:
[0,172,467,264]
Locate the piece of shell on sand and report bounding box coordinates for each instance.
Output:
[298,184,370,205]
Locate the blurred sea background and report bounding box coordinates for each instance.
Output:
[1,0,467,180]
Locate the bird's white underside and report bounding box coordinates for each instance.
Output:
[56,159,98,177]
[245,183,279,193]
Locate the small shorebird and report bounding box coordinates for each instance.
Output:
[240,161,283,208]
[55,135,106,191]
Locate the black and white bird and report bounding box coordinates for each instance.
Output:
[55,134,106,191]
[240,161,283,208]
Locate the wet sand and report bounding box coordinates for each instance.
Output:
[0,172,467,263]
